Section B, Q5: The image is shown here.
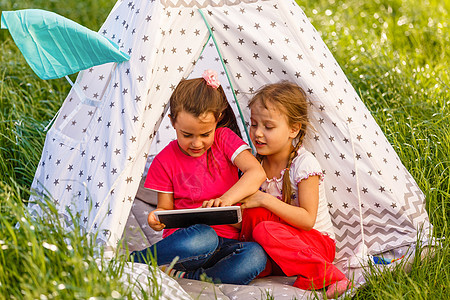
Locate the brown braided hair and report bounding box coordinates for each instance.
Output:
[249,81,309,204]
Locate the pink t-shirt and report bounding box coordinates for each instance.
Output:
[145,127,250,239]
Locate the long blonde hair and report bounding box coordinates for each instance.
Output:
[249,81,310,204]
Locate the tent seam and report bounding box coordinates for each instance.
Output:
[349,124,367,255]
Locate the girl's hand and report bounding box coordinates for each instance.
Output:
[240,190,268,209]
[147,209,166,231]
[202,197,232,207]
[213,149,265,206]
[244,176,319,231]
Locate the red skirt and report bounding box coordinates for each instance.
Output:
[240,207,345,290]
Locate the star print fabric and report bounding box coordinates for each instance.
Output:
[28,0,431,271]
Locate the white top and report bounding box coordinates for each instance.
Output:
[260,146,335,239]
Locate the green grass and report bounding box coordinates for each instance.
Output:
[0,0,449,299]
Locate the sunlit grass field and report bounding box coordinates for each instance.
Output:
[1,0,448,299]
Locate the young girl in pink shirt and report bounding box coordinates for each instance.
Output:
[240,81,352,298]
[130,70,267,285]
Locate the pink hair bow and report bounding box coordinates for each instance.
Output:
[202,69,220,89]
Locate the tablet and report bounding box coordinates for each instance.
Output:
[153,206,242,229]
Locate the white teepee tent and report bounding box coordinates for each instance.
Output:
[28,0,431,293]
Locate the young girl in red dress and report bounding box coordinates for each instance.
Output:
[240,81,352,298]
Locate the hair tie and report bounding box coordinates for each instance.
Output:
[202,69,220,89]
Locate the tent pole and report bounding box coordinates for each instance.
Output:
[198,9,255,153]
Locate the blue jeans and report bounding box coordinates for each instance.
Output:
[130,224,267,285]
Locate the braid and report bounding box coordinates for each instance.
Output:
[282,140,302,204]
[249,81,310,204]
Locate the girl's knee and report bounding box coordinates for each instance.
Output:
[184,224,218,254]
[189,223,216,235]
[246,242,267,265]
[238,242,268,282]
[253,221,279,244]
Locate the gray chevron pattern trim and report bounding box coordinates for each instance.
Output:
[334,223,414,245]
[334,224,416,261]
[334,226,362,241]
[161,0,269,8]
[402,170,429,225]
[361,208,414,228]
[365,235,414,248]
[332,203,420,258]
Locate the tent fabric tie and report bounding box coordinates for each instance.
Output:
[50,74,106,132]
[198,8,254,152]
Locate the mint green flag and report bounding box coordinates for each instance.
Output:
[1,9,130,80]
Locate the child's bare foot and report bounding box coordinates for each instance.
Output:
[325,278,352,299]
